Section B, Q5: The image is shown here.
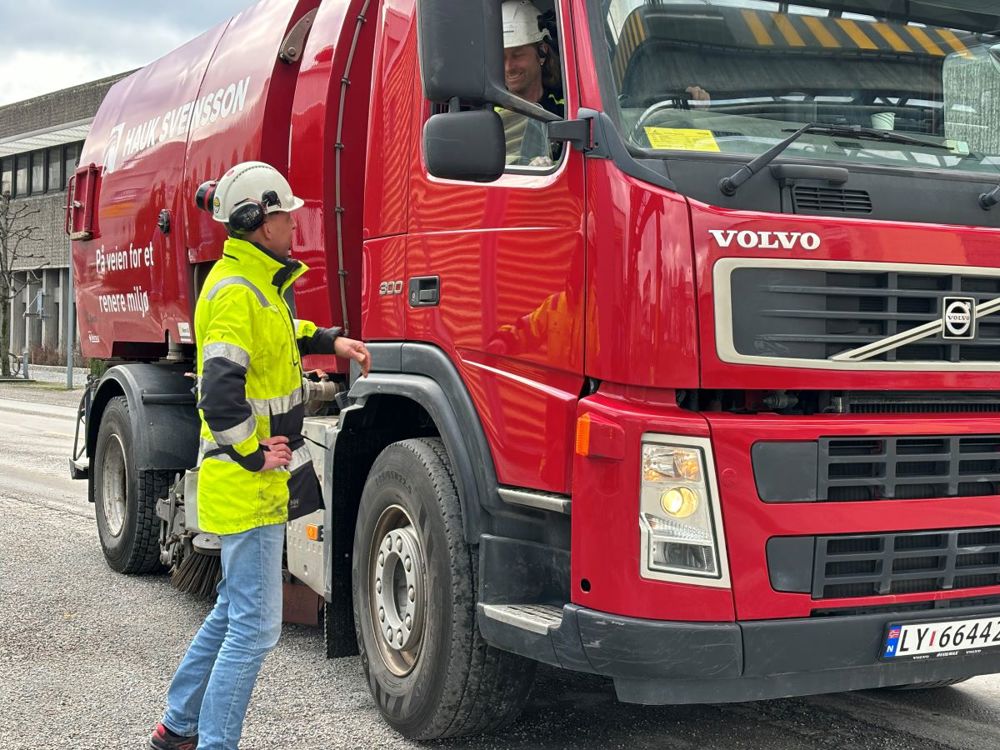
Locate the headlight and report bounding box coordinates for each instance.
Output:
[642,444,702,482]
[639,435,729,585]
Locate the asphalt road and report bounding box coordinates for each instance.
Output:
[5,387,1000,749]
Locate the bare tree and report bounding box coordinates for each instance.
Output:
[0,191,44,377]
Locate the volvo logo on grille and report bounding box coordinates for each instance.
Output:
[942,297,976,339]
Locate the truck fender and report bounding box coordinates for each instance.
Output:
[87,363,200,473]
[339,342,500,543]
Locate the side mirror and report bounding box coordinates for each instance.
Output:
[416,0,505,104]
[416,0,559,121]
[423,110,506,182]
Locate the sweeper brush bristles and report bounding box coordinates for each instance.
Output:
[171,549,222,599]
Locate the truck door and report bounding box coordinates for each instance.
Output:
[405,2,586,495]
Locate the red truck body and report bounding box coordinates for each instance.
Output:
[69,0,1000,735]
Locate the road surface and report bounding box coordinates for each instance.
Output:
[4,390,1000,749]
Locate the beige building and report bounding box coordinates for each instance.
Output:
[0,72,131,366]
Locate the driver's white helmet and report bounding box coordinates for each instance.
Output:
[502,1,549,48]
[211,161,304,224]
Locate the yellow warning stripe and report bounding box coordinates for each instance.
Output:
[741,9,774,46]
[774,14,806,48]
[872,22,912,52]
[905,25,945,56]
[801,15,840,48]
[936,27,974,59]
[613,11,647,87]
[834,18,878,51]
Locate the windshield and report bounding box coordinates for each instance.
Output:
[599,0,1000,176]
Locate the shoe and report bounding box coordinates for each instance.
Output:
[149,722,198,750]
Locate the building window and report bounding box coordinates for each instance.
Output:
[48,147,62,192]
[30,151,45,194]
[1,158,11,196]
[64,143,80,184]
[15,154,28,196]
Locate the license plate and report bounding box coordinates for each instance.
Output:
[882,616,1000,660]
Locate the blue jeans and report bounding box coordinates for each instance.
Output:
[162,523,284,750]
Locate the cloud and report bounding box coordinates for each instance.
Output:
[0,0,249,106]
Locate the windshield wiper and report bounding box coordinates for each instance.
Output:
[719,123,961,197]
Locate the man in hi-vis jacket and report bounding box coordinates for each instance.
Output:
[150,161,371,750]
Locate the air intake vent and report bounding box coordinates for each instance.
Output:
[811,527,1000,599]
[793,186,873,214]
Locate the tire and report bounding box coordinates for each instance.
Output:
[883,678,970,691]
[93,396,168,574]
[353,438,536,739]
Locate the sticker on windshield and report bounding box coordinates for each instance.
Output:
[644,127,721,152]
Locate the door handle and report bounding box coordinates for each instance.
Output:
[409,276,440,307]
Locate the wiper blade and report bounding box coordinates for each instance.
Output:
[719,123,961,197]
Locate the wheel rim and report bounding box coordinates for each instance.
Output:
[368,504,426,677]
[100,434,128,537]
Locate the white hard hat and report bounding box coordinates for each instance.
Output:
[211,161,304,225]
[502,1,549,48]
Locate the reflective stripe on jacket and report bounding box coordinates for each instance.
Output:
[194,237,339,535]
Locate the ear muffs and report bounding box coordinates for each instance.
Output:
[194,181,218,212]
[228,200,266,233]
[227,190,281,233]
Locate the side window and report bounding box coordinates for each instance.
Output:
[15,154,28,197]
[47,147,62,192]
[497,1,565,171]
[30,151,45,194]
[64,143,81,184]
[1,158,11,196]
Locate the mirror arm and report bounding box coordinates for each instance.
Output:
[548,118,592,153]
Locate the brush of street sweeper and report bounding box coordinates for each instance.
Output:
[171,533,222,599]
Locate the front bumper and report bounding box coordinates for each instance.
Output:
[479,601,1000,704]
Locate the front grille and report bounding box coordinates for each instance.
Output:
[793,185,873,214]
[820,435,1000,501]
[729,267,1000,363]
[814,527,1000,599]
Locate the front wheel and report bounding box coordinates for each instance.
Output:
[353,438,535,739]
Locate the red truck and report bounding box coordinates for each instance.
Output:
[68,0,1000,739]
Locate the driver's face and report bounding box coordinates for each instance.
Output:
[504,43,542,100]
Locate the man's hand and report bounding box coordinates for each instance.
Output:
[686,85,711,105]
[334,336,372,378]
[260,435,292,471]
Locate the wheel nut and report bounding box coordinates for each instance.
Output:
[376,579,382,594]
[378,552,384,566]
[379,607,385,622]
[386,626,393,640]
[404,557,411,572]
[408,586,415,602]
[397,630,403,646]
[405,614,412,629]
[396,538,403,552]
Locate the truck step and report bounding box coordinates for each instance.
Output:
[497,487,571,515]
[480,603,564,635]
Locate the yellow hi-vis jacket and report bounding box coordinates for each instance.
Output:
[194,237,339,535]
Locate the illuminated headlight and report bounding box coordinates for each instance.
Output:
[639,436,729,585]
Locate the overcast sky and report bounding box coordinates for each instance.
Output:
[0,0,253,107]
